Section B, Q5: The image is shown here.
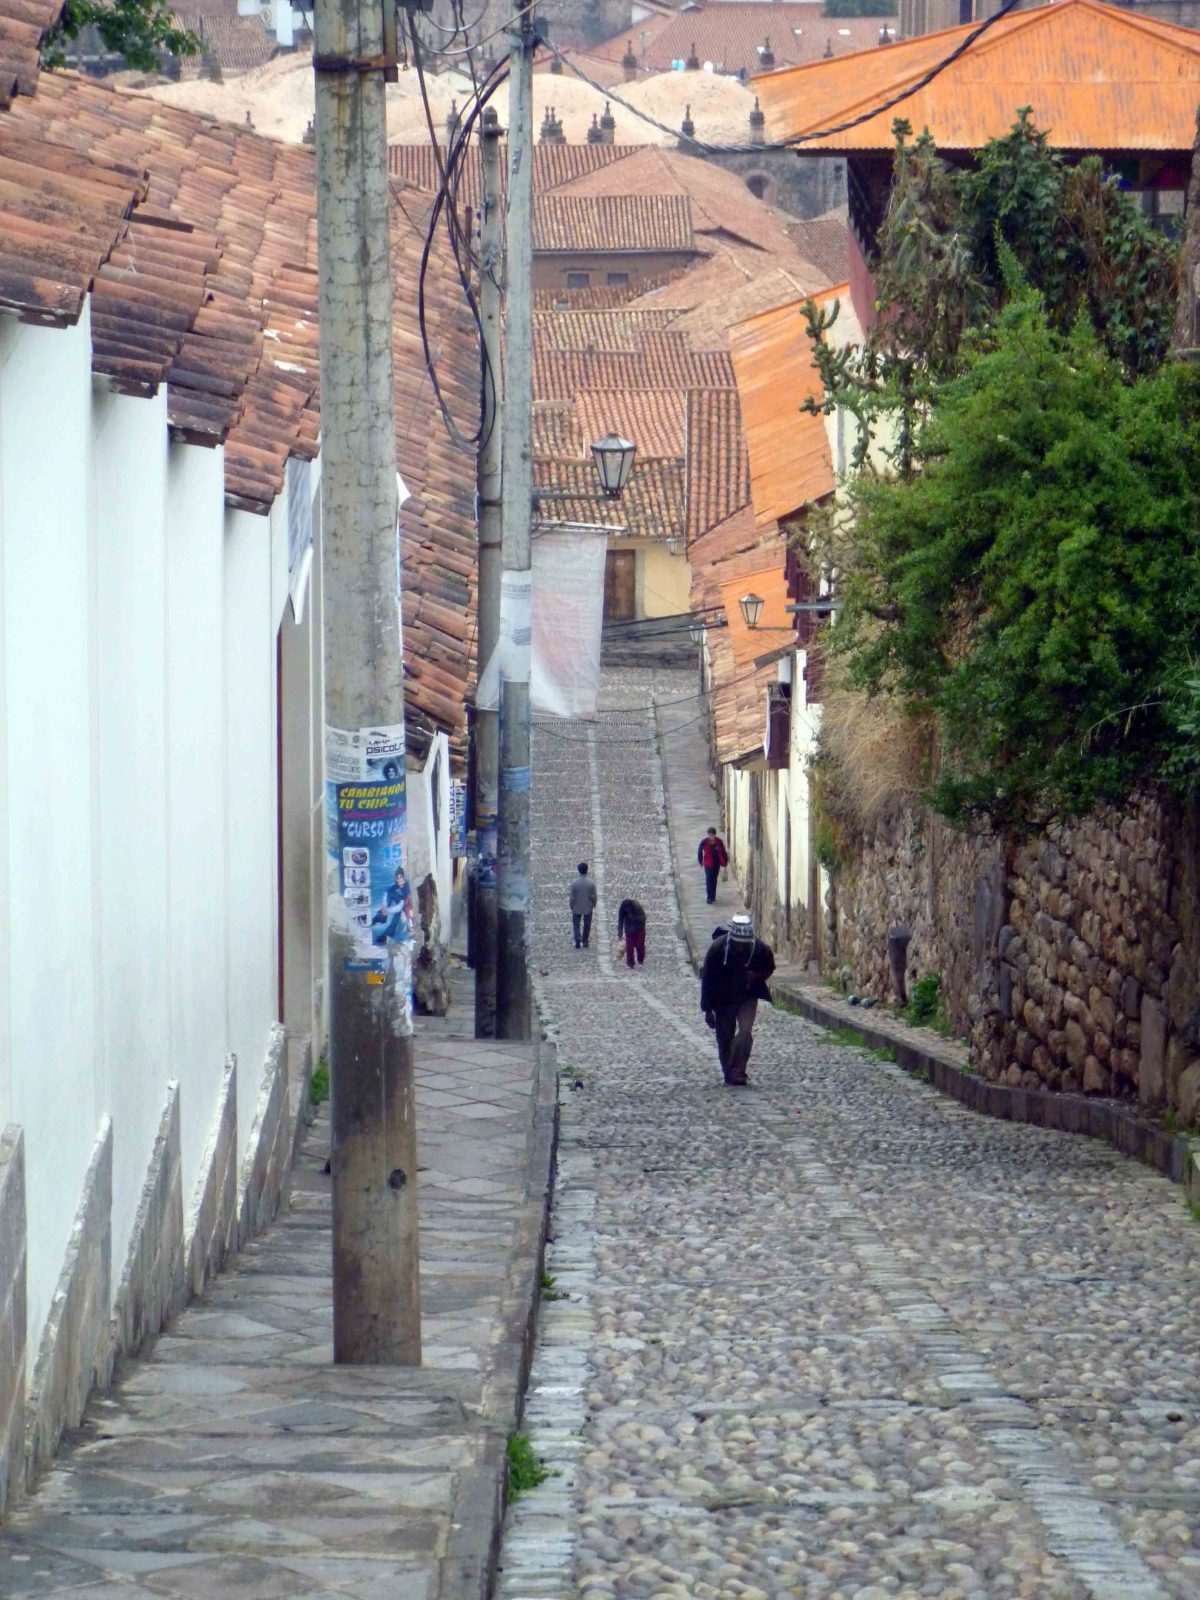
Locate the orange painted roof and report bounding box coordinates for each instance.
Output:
[755,0,1200,152]
[729,284,843,528]
[720,565,793,667]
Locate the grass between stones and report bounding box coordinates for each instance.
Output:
[310,1058,330,1108]
[506,1432,549,1502]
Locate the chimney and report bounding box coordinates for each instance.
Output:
[823,36,834,57]
[622,37,637,80]
[686,40,699,69]
[749,96,765,144]
[758,35,775,69]
[550,51,562,74]
[878,24,893,43]
[446,99,461,144]
[539,105,554,143]
[587,112,603,144]
[678,103,696,151]
[301,114,315,145]
[600,100,616,145]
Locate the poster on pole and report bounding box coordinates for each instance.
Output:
[449,779,468,858]
[325,722,413,1033]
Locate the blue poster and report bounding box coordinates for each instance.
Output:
[325,724,413,1008]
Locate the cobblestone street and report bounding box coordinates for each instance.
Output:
[503,668,1200,1600]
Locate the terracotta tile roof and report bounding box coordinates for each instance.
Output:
[391,191,481,751]
[784,208,849,286]
[534,457,686,540]
[534,270,681,309]
[686,387,749,540]
[668,256,829,347]
[533,306,682,350]
[591,4,885,80]
[550,145,799,258]
[0,0,59,107]
[387,140,636,212]
[688,505,788,764]
[532,398,583,458]
[755,0,1200,153]
[729,284,846,527]
[533,192,695,253]
[176,11,278,74]
[574,387,686,459]
[534,328,736,399]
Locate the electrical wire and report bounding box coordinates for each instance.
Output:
[541,0,1025,156]
[415,0,537,59]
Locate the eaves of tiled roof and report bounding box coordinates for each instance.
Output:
[688,505,788,767]
[387,140,638,213]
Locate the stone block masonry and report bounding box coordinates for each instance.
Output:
[829,788,1200,1115]
[184,1056,238,1299]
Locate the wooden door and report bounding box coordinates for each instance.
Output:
[604,550,636,620]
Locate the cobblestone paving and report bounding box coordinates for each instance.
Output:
[507,669,1200,1600]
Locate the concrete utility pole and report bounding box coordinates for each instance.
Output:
[496,7,535,1041]
[474,105,503,1039]
[314,0,421,1363]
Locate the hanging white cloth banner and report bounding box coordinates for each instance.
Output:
[531,529,608,719]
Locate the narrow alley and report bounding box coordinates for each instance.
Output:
[503,667,1200,1600]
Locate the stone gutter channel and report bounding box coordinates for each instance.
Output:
[652,698,1200,1213]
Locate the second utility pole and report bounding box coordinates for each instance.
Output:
[496,5,534,1040]
[474,105,503,1039]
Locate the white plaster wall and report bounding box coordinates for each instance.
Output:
[0,312,102,1347]
[223,509,280,1150]
[0,320,14,1129]
[165,439,230,1202]
[405,733,453,929]
[92,386,172,1271]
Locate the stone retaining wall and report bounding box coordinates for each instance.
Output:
[828,792,1200,1115]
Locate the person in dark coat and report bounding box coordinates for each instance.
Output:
[569,862,597,948]
[617,897,647,968]
[699,913,775,1085]
[697,827,729,904]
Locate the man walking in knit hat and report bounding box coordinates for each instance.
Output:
[699,913,775,1086]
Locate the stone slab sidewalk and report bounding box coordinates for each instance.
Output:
[0,962,556,1600]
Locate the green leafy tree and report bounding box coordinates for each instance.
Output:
[42,0,198,73]
[833,278,1200,831]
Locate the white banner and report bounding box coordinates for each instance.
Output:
[531,530,608,719]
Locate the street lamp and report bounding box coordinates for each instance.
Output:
[739,592,765,628]
[688,619,706,646]
[666,533,682,556]
[591,432,637,498]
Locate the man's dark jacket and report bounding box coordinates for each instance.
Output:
[700,929,775,1012]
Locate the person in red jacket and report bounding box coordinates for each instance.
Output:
[696,826,728,904]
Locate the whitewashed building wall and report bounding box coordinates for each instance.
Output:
[0,300,324,1509]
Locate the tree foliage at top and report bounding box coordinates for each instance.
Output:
[811,114,1180,475]
[833,281,1200,831]
[42,0,197,72]
[802,114,1197,834]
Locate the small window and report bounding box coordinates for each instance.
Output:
[606,271,629,287]
[566,271,590,289]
